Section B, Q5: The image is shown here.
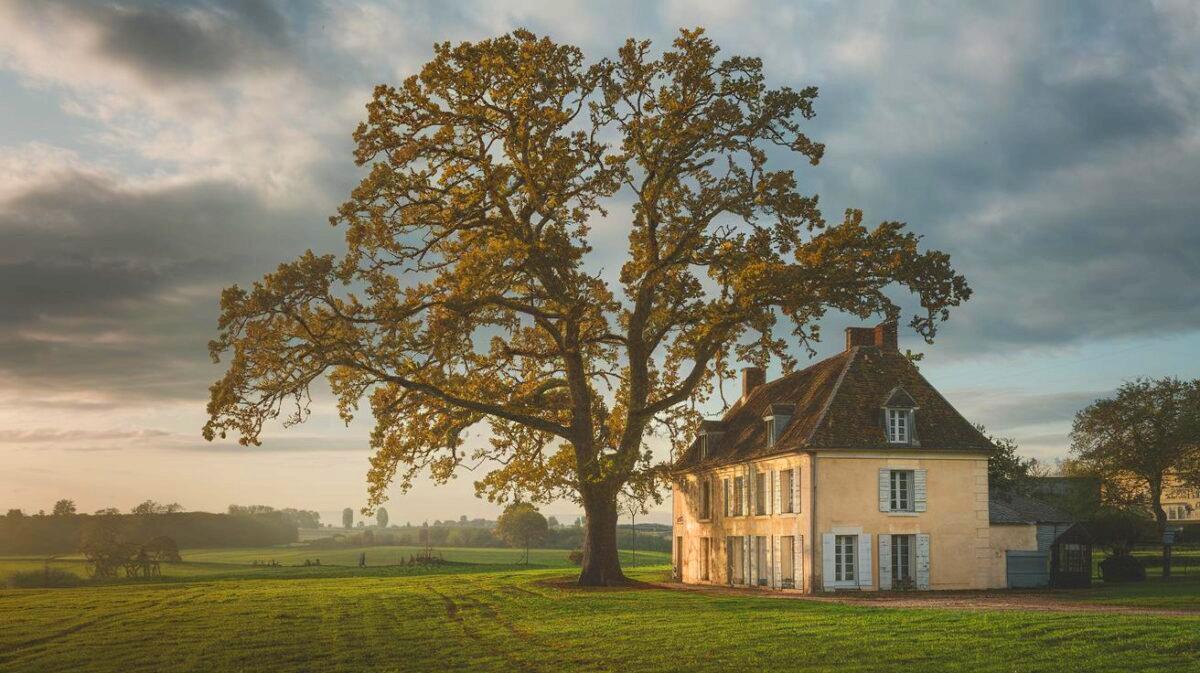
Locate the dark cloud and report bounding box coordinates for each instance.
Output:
[951,389,1105,431]
[0,169,342,403]
[76,0,294,84]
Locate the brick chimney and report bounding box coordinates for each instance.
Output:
[845,320,899,351]
[844,327,875,350]
[741,367,766,401]
[873,320,898,350]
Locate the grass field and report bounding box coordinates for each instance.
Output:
[1,548,1198,672]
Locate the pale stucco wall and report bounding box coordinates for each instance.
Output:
[672,453,812,590]
[809,451,991,591]
[986,523,1039,588]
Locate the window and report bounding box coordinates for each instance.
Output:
[727,537,745,584]
[780,536,795,588]
[699,434,709,460]
[891,534,913,582]
[722,478,731,517]
[765,418,776,447]
[701,537,711,580]
[1167,504,1189,521]
[754,472,767,515]
[699,480,712,519]
[733,476,745,516]
[835,535,857,582]
[890,470,914,511]
[780,469,795,513]
[755,536,769,586]
[886,408,909,443]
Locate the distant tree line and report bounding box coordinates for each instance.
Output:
[306,520,670,553]
[0,509,297,555]
[227,504,321,529]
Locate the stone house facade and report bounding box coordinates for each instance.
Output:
[671,321,1000,592]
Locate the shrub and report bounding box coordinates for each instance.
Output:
[6,568,85,588]
[1099,553,1146,583]
[568,550,583,566]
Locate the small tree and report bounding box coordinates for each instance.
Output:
[52,499,77,516]
[496,502,548,564]
[376,507,389,528]
[1071,378,1200,578]
[977,425,1038,494]
[342,507,354,529]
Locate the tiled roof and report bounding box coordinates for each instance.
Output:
[988,490,1075,524]
[675,344,993,471]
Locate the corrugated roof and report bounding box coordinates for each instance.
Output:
[676,344,993,471]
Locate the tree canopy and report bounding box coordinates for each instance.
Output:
[52,499,76,517]
[1070,377,1200,531]
[203,28,970,584]
[496,502,548,563]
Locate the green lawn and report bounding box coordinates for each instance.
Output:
[1,553,1197,672]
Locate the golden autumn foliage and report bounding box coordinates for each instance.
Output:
[204,29,970,584]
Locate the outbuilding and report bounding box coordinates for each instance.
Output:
[988,491,1091,589]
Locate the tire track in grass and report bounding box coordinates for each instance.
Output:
[429,585,545,673]
[0,593,173,666]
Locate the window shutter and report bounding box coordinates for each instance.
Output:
[772,470,781,515]
[748,466,755,516]
[749,536,758,585]
[743,535,752,586]
[914,469,927,512]
[772,535,781,589]
[858,534,873,588]
[821,533,835,590]
[795,534,804,591]
[908,409,919,445]
[794,468,802,514]
[742,468,750,516]
[916,533,931,589]
[878,534,892,590]
[879,468,891,512]
[723,479,730,517]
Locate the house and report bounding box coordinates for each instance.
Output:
[671,320,1074,592]
[988,490,1091,588]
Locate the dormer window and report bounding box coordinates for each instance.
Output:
[882,387,918,446]
[763,403,795,448]
[698,420,725,460]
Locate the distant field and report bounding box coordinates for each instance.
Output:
[2,563,1198,673]
[0,545,669,585]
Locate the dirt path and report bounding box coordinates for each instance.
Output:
[649,580,1200,617]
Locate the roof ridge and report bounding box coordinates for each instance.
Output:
[716,349,851,423]
[803,346,859,445]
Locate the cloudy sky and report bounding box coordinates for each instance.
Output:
[2,0,1198,525]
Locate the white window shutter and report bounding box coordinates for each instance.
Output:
[821,533,835,590]
[795,534,804,591]
[750,536,758,585]
[772,470,781,515]
[914,469,927,512]
[878,534,892,590]
[858,533,873,588]
[743,468,750,515]
[743,535,752,586]
[794,468,802,514]
[772,536,781,589]
[916,533,931,589]
[879,468,891,512]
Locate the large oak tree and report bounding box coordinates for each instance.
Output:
[204,29,970,585]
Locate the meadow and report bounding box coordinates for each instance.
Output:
[1,546,1198,673]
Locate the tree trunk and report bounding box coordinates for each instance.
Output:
[1150,480,1171,579]
[578,490,625,586]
